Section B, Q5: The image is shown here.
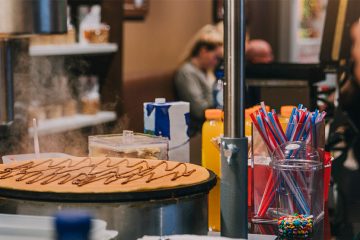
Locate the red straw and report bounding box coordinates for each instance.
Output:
[265,117,282,145]
[291,111,306,141]
[250,113,273,152]
[273,111,286,141]
[257,176,275,217]
[265,122,279,148]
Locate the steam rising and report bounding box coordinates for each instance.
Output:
[2,39,126,157]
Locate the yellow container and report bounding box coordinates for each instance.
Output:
[202,109,223,231]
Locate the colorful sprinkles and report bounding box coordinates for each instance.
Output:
[278,214,313,239]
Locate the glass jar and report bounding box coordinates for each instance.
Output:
[271,142,324,221]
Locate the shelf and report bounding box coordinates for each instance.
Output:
[29,43,118,56]
[28,111,117,137]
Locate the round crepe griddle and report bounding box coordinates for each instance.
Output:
[0,171,217,203]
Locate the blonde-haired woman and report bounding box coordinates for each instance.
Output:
[174,25,223,135]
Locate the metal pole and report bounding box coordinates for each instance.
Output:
[221,0,248,238]
[223,0,245,138]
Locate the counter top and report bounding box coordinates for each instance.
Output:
[139,233,276,240]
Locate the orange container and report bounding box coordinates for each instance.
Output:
[245,108,253,137]
[279,105,296,130]
[280,105,296,118]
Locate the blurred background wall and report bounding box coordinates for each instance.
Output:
[123,0,213,80]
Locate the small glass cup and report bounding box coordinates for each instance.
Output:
[251,120,325,223]
[271,142,324,222]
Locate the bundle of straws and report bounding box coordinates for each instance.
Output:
[250,102,326,217]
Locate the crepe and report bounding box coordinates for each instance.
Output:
[0,157,210,193]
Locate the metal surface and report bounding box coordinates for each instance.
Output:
[209,232,277,240]
[0,193,209,240]
[250,219,325,239]
[0,40,14,125]
[0,0,67,36]
[223,0,245,138]
[222,0,248,238]
[0,0,34,35]
[221,137,248,238]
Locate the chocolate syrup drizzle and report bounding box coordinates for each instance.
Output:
[0,158,197,187]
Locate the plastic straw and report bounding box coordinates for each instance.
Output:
[281,170,310,214]
[257,175,275,216]
[285,107,296,138]
[251,103,326,217]
[33,118,40,160]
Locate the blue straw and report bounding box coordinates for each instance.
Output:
[257,115,266,134]
[311,110,318,148]
[268,112,285,144]
[285,107,296,139]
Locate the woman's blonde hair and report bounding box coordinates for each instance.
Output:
[179,24,223,64]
